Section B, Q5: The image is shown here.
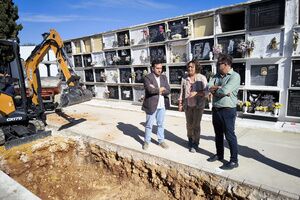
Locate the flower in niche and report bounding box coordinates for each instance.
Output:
[213,44,223,56]
[244,101,251,107]
[272,102,283,109]
[237,40,255,56]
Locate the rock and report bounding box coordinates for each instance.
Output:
[19,153,29,163]
[27,172,33,182]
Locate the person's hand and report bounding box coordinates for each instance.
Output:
[159,87,166,94]
[189,91,198,97]
[178,100,183,111]
[209,86,221,95]
[178,104,183,112]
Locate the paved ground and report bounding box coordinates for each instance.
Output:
[0,171,40,200]
[46,99,300,199]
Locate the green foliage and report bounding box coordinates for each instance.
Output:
[0,0,23,41]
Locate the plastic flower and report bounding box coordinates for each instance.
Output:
[237,100,243,108]
[244,101,251,107]
[273,102,283,109]
[213,44,223,55]
[131,72,136,79]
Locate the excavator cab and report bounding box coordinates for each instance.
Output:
[0,40,48,148]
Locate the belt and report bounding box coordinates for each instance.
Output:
[212,107,233,111]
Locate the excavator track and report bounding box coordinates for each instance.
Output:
[4,120,50,149]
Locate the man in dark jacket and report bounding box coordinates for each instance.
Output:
[142,60,170,150]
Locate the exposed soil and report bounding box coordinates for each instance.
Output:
[0,137,170,200]
[47,112,98,126]
[0,136,290,200]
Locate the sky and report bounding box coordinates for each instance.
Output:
[14,0,247,45]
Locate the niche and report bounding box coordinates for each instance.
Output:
[117,31,130,47]
[121,86,133,101]
[220,11,245,32]
[170,89,181,106]
[83,54,92,67]
[119,68,131,83]
[117,49,131,65]
[64,42,72,54]
[84,69,94,82]
[149,46,166,63]
[107,86,119,99]
[167,18,188,40]
[232,62,245,85]
[148,23,166,43]
[191,39,214,60]
[74,55,82,68]
[169,66,186,84]
[95,69,105,82]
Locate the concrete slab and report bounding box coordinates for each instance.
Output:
[0,170,40,200]
[46,99,300,199]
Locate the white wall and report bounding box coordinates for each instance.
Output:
[20,46,59,77]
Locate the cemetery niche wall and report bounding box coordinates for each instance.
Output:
[65,0,300,121]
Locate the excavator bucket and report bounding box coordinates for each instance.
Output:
[60,87,93,108]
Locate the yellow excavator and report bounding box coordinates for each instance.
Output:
[0,29,92,148]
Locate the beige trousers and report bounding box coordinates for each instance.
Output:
[184,106,204,145]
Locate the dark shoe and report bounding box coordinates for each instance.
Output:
[220,161,239,170]
[142,142,149,150]
[188,138,193,148]
[207,154,223,162]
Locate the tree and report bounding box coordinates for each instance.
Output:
[0,0,23,41]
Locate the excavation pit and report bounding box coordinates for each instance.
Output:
[0,134,291,200]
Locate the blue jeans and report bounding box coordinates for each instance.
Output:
[212,107,238,162]
[144,108,166,144]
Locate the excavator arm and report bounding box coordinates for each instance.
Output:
[25,29,92,110]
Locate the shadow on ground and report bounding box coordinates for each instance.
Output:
[200,135,300,178]
[116,122,214,158]
[54,112,86,131]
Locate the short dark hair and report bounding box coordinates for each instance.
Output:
[187,59,201,73]
[217,53,232,66]
[151,59,162,68]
